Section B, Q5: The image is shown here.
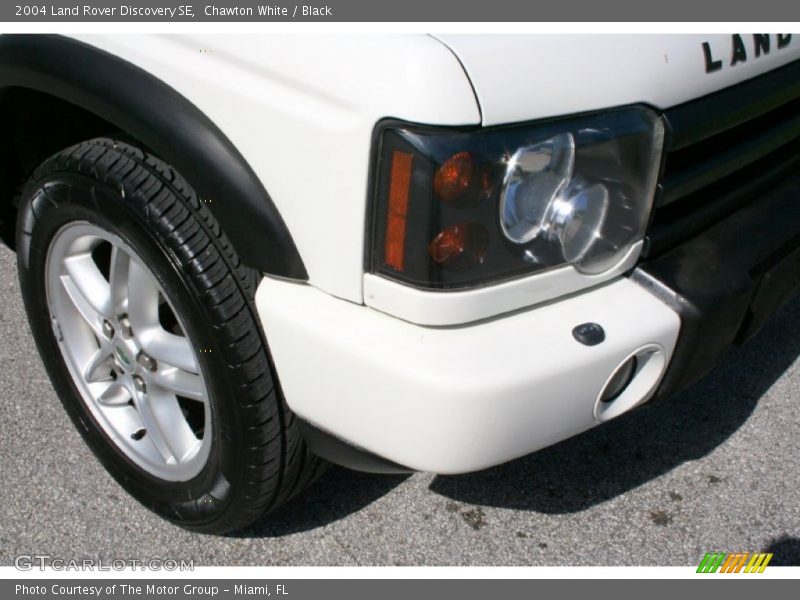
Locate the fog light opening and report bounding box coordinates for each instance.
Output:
[594,344,667,422]
[600,355,638,403]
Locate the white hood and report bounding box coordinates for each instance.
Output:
[434,34,800,126]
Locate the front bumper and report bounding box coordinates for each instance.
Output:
[256,276,679,474]
[257,172,800,474]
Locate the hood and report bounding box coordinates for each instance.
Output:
[434,34,800,126]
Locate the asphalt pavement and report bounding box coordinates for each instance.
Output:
[1,242,798,566]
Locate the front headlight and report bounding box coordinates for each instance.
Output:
[370,107,664,289]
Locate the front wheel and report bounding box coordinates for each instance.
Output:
[17,138,324,534]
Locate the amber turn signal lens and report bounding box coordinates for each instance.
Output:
[434,151,474,203]
[384,150,414,271]
[429,223,489,271]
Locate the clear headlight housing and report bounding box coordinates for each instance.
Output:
[370,107,664,289]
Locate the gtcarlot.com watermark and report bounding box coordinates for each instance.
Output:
[14,554,194,571]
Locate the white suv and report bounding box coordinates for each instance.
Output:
[2,33,798,533]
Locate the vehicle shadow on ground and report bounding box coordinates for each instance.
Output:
[428,297,800,514]
[763,537,800,566]
[232,467,411,538]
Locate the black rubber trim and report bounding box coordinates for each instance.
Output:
[298,420,413,475]
[0,34,307,280]
[661,109,800,205]
[645,136,800,256]
[664,57,800,152]
[634,171,800,401]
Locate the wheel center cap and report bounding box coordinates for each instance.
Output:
[114,344,133,371]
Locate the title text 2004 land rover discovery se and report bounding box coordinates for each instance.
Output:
[1,34,798,533]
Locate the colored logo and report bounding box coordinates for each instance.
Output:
[114,344,131,367]
[697,552,773,573]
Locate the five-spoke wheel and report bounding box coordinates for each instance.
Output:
[47,222,210,481]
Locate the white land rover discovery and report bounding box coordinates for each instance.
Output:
[1,33,798,533]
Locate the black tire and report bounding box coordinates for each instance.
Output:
[16,137,325,534]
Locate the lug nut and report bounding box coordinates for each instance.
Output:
[137,352,157,372]
[119,315,133,338]
[132,375,146,394]
[102,320,115,339]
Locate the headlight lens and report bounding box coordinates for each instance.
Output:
[371,107,664,289]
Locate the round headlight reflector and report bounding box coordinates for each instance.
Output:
[499,133,575,244]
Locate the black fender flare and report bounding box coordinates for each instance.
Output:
[0,34,307,280]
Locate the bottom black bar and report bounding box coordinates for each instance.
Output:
[2,578,796,600]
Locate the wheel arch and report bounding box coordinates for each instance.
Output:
[0,34,307,280]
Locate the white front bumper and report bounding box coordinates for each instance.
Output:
[256,277,680,474]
